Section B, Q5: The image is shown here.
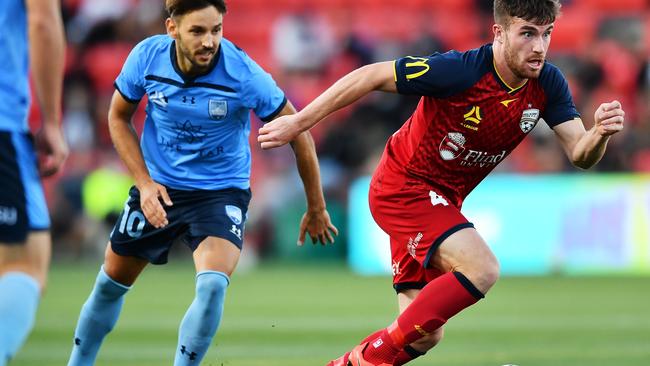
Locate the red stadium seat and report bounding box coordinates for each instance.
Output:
[82,43,132,94]
[550,8,599,53]
[571,0,647,15]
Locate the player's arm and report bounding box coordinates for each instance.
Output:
[272,101,339,245]
[552,100,625,169]
[108,91,172,228]
[26,0,68,177]
[258,62,396,149]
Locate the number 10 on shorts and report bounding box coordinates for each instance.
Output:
[118,203,146,238]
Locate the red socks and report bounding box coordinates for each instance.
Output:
[362,272,483,364]
[394,345,426,366]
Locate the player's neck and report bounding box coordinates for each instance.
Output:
[492,46,527,91]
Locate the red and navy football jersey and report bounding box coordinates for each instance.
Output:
[376,44,580,208]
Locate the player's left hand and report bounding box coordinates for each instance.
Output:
[594,100,625,137]
[35,122,69,177]
[258,114,304,150]
[298,208,339,246]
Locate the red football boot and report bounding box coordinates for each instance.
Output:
[325,352,350,366]
[347,342,392,366]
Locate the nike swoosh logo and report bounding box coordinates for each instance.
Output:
[500,98,518,107]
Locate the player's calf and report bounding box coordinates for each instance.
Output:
[0,272,40,365]
[174,271,229,366]
[68,266,131,366]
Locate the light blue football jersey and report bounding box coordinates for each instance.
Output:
[0,0,30,132]
[115,35,286,190]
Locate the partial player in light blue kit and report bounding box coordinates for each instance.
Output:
[0,1,67,365]
[67,1,338,365]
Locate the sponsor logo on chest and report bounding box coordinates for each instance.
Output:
[438,132,507,168]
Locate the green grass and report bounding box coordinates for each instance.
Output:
[12,262,650,366]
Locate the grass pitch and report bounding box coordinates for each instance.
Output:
[11,262,650,366]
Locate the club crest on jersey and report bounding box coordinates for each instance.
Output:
[520,107,540,133]
[439,132,466,161]
[225,205,242,225]
[209,99,228,120]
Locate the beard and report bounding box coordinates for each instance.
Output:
[178,38,215,70]
[504,37,543,80]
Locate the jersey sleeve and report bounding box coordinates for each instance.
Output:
[394,49,485,98]
[539,64,580,127]
[114,40,148,103]
[242,60,287,122]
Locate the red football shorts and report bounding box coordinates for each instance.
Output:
[369,179,474,292]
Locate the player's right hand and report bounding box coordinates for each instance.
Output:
[258,114,304,149]
[138,180,173,229]
[35,122,68,177]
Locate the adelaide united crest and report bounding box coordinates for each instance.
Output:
[519,106,540,133]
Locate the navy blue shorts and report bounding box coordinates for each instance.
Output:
[110,185,251,264]
[0,131,49,244]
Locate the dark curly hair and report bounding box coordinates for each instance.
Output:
[165,0,227,17]
[494,0,561,28]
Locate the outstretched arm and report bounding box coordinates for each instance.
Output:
[272,101,339,245]
[553,100,625,169]
[27,0,68,177]
[258,61,396,149]
[108,91,172,228]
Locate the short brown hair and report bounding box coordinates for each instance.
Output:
[165,0,227,17]
[494,0,561,28]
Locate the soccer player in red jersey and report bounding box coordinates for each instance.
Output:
[259,1,625,365]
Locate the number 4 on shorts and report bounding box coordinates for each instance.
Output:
[429,190,449,207]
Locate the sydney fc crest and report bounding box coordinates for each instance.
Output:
[209,99,227,120]
[520,107,540,133]
[225,205,242,225]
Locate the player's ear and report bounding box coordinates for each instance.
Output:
[166,17,178,39]
[493,24,505,44]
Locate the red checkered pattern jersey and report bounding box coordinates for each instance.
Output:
[374,44,580,207]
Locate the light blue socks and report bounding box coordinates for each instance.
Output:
[67,266,130,366]
[174,271,229,366]
[0,272,40,366]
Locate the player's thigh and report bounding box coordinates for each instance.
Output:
[0,231,51,288]
[429,227,499,293]
[103,242,149,286]
[192,236,240,276]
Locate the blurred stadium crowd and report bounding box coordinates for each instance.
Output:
[40,0,650,261]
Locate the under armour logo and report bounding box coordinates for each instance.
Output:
[182,96,196,104]
[180,345,198,360]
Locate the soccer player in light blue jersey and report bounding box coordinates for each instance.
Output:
[67,1,338,365]
[0,1,67,364]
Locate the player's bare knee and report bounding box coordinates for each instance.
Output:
[460,256,500,295]
[472,257,500,293]
[480,255,500,290]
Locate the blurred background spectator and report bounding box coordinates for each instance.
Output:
[41,0,650,263]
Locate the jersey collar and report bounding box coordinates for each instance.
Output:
[487,44,528,95]
[169,40,221,83]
